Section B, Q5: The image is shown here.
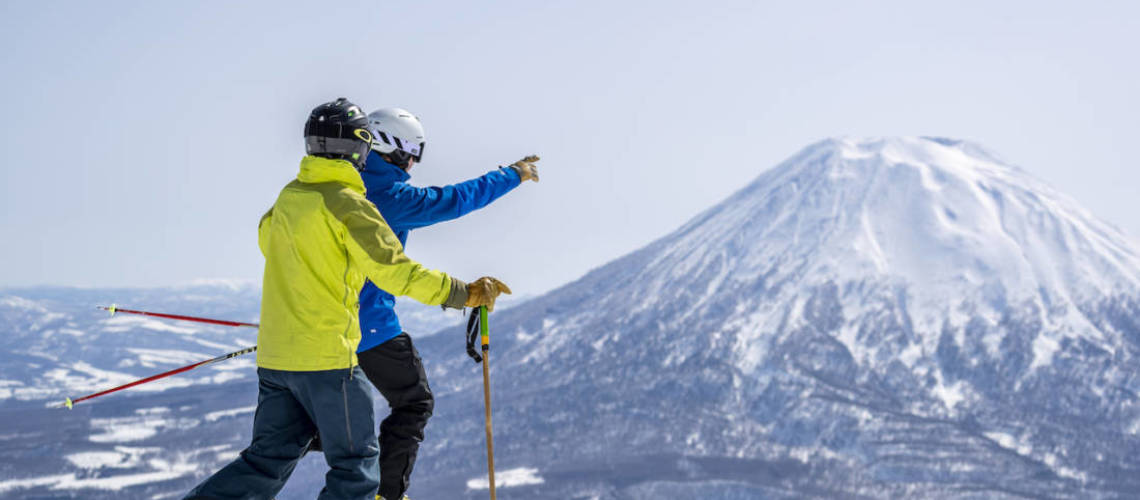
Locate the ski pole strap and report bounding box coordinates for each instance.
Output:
[466,308,483,363]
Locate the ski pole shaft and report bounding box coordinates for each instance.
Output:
[480,306,497,500]
[56,345,257,409]
[98,305,259,328]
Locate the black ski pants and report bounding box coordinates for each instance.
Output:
[358,333,434,500]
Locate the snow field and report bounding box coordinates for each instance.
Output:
[983,431,1087,483]
[0,379,22,401]
[47,361,196,396]
[101,315,201,335]
[65,446,160,470]
[19,354,253,404]
[204,405,255,422]
[1,444,231,494]
[88,414,200,443]
[125,348,211,368]
[466,467,545,490]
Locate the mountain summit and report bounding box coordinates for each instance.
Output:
[684,136,1140,302]
[653,136,1140,373]
[410,136,1140,499]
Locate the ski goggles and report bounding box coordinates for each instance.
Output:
[371,129,425,162]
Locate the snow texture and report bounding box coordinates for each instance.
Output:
[204,405,256,422]
[466,467,546,490]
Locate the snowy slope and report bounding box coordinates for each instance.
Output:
[0,284,524,498]
[0,284,263,406]
[0,285,519,406]
[660,137,1140,374]
[0,285,263,498]
[402,137,1140,499]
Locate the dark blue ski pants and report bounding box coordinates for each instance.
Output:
[184,367,379,500]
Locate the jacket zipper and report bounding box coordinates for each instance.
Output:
[340,243,354,379]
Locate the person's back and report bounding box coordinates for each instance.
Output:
[258,154,453,371]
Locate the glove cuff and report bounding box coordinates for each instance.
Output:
[443,277,468,310]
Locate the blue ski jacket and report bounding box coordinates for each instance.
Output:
[356,151,521,352]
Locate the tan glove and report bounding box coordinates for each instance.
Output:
[465,276,512,311]
[510,155,540,183]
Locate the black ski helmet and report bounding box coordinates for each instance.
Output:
[304,97,373,169]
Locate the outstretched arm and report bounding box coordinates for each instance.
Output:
[381,168,519,231]
[326,188,467,308]
[379,156,540,231]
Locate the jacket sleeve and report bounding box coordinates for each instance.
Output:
[326,189,456,306]
[257,208,273,258]
[378,167,521,231]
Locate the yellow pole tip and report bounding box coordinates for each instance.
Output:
[64,398,73,410]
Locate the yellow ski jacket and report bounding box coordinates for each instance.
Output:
[256,155,460,371]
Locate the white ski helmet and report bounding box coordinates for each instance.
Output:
[367,107,426,163]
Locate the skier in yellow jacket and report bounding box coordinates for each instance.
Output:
[184,98,509,500]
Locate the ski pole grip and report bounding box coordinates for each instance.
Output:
[479,306,489,351]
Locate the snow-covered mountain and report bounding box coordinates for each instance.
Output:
[2,137,1138,499]
[405,137,1140,499]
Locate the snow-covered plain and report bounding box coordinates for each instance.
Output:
[466,467,546,490]
[0,281,528,498]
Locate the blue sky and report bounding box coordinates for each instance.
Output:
[2,1,1138,294]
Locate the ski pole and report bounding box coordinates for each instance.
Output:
[54,345,258,409]
[98,305,260,328]
[464,307,497,497]
[477,306,498,499]
[51,306,261,409]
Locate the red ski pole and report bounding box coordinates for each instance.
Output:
[56,345,258,409]
[98,305,260,328]
[51,306,262,409]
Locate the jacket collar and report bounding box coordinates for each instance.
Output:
[297,155,366,194]
[363,151,411,183]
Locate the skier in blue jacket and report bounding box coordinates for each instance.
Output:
[357,107,538,500]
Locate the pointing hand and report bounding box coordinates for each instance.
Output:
[510,155,540,183]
